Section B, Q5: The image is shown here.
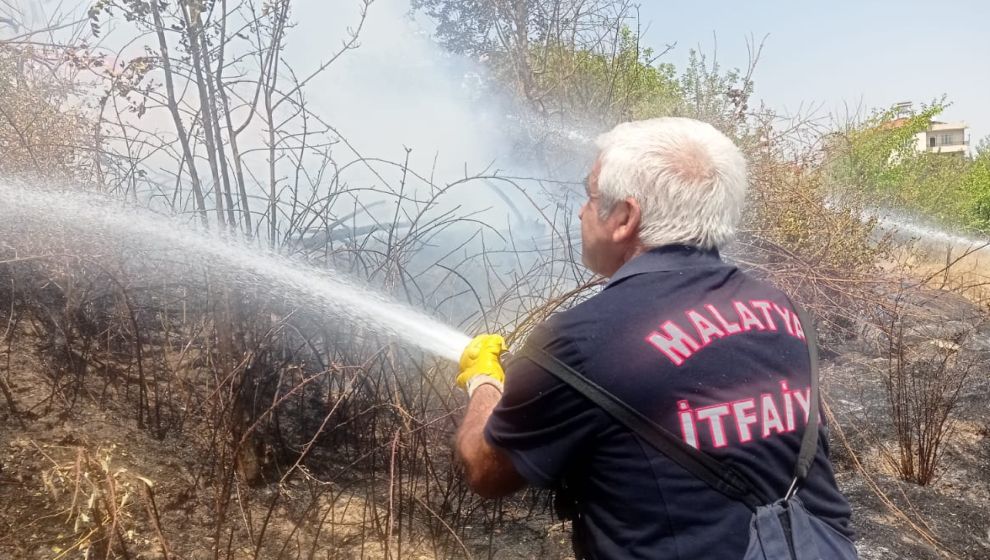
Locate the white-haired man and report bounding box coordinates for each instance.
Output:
[455,118,854,558]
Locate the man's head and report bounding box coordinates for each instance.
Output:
[579,117,748,277]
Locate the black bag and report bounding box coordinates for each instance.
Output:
[520,304,857,560]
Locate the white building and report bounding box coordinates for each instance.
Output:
[914,121,969,155]
[888,102,970,156]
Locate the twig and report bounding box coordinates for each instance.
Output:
[137,476,170,560]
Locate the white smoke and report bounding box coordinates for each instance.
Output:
[288,0,528,220]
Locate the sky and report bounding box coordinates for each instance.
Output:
[5,0,987,213]
[9,0,987,149]
[635,1,990,144]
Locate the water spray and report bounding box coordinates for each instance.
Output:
[866,208,990,249]
[0,183,471,362]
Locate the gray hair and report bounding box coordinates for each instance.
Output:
[594,117,748,250]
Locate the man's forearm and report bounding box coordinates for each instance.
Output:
[456,384,501,472]
[456,385,524,497]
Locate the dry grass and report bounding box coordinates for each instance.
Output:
[885,242,990,306]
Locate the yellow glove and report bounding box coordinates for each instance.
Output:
[456,334,507,389]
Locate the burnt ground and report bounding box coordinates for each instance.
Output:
[827,355,990,560]
[0,332,575,560]
[824,288,990,560]
[1,289,989,559]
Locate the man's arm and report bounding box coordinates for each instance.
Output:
[456,384,525,498]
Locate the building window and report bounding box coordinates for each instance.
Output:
[941,134,955,146]
[929,137,937,148]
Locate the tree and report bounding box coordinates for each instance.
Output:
[827,102,978,227]
[962,138,990,229]
[414,0,761,141]
[677,47,759,138]
[520,25,681,125]
[0,39,94,185]
[413,1,657,118]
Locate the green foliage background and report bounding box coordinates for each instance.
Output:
[829,102,990,232]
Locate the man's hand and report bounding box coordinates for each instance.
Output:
[456,334,506,390]
[455,333,524,498]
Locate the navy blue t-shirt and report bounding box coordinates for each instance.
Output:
[485,245,853,559]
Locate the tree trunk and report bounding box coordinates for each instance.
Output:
[181,0,228,228]
[149,0,208,225]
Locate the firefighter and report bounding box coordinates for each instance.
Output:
[454,117,854,558]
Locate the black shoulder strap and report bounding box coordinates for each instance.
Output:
[789,303,821,489]
[519,300,821,509]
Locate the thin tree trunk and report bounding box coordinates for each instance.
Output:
[199,0,238,227]
[217,0,252,234]
[150,0,208,225]
[181,0,227,227]
[261,2,290,247]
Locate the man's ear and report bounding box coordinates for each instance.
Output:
[611,197,641,243]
